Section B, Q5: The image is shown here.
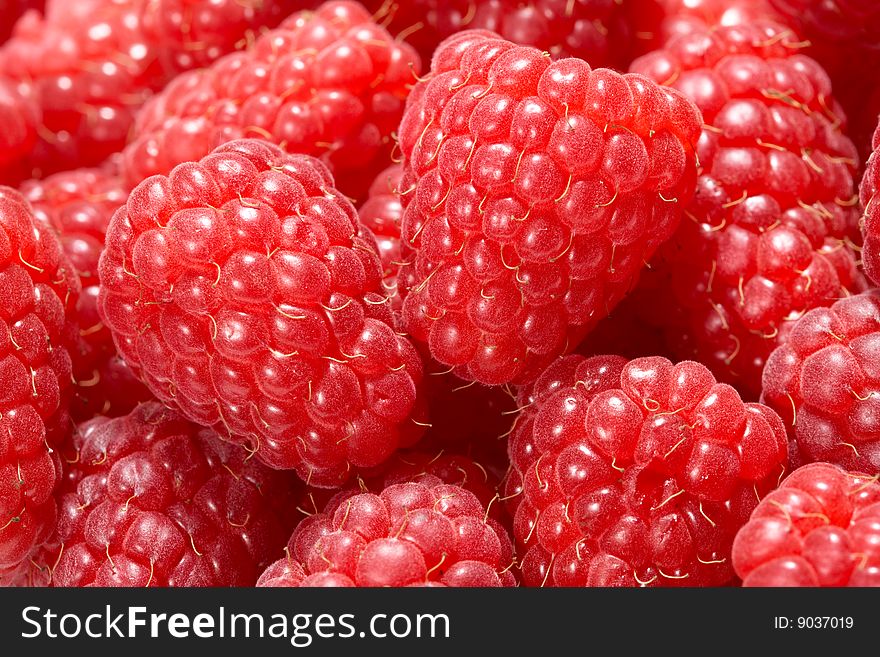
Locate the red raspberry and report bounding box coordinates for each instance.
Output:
[23,401,298,587]
[762,290,880,473]
[397,30,701,385]
[258,481,516,587]
[22,166,152,420]
[0,186,79,581]
[505,354,789,586]
[733,462,880,586]
[0,77,38,185]
[121,1,420,203]
[860,119,880,285]
[0,0,299,178]
[630,19,864,399]
[368,0,634,71]
[99,139,427,487]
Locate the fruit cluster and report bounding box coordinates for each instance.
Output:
[2,0,879,588]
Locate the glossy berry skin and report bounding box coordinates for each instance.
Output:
[398,30,701,385]
[257,481,516,587]
[122,1,420,203]
[22,166,152,420]
[0,0,300,178]
[23,402,298,587]
[860,119,880,285]
[762,290,880,473]
[505,354,789,587]
[630,20,864,399]
[368,0,634,72]
[0,186,79,581]
[99,139,427,488]
[733,462,880,586]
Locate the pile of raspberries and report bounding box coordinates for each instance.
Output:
[2,0,880,589]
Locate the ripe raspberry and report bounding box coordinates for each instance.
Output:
[258,481,516,587]
[860,119,880,285]
[0,0,299,178]
[99,139,427,488]
[22,166,152,420]
[368,0,634,71]
[0,77,38,185]
[505,354,789,586]
[630,19,864,399]
[121,1,420,203]
[0,186,79,581]
[761,290,880,473]
[397,30,701,385]
[733,462,880,586]
[23,401,298,586]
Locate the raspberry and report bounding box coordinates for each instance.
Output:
[121,1,420,203]
[761,290,880,473]
[99,139,427,487]
[258,481,516,587]
[367,0,634,71]
[505,354,789,586]
[630,19,864,399]
[860,118,880,285]
[732,462,880,586]
[0,77,38,185]
[23,402,298,587]
[397,30,701,385]
[22,166,152,420]
[0,0,299,178]
[0,186,79,581]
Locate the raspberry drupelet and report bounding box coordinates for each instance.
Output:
[98,139,428,488]
[860,118,880,285]
[397,30,702,386]
[0,186,80,582]
[630,19,864,399]
[762,290,880,473]
[367,0,634,72]
[22,165,152,421]
[505,354,789,586]
[121,1,420,203]
[257,481,516,587]
[23,402,298,587]
[733,462,880,586]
